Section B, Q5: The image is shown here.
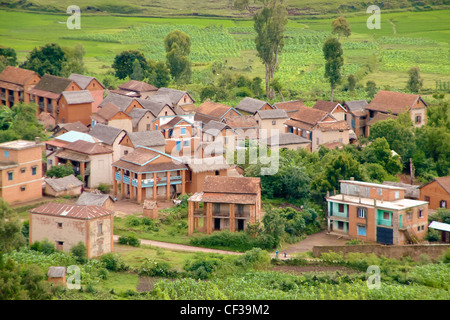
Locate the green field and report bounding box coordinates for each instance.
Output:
[1,8,449,104]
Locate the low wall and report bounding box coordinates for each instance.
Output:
[312,244,450,261]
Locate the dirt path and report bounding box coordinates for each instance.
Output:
[113,235,242,255]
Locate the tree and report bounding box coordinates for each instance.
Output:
[150,61,171,88]
[251,77,263,97]
[130,59,144,81]
[361,137,403,175]
[0,199,26,253]
[0,46,18,67]
[347,74,356,92]
[61,43,87,77]
[234,0,250,11]
[254,0,288,99]
[20,43,67,77]
[70,241,88,264]
[112,50,147,80]
[407,67,423,93]
[200,85,218,101]
[46,163,74,178]
[331,17,351,39]
[323,37,344,102]
[164,30,192,85]
[366,80,377,99]
[271,78,284,101]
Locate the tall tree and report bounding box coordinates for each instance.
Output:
[0,46,18,68]
[253,0,288,99]
[406,66,423,93]
[323,36,344,102]
[130,59,145,81]
[164,31,192,86]
[20,43,67,76]
[112,50,147,80]
[61,43,87,77]
[331,16,352,39]
[0,199,25,253]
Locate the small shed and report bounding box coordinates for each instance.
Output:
[47,266,66,285]
[143,200,158,219]
[429,221,450,243]
[76,192,115,211]
[44,175,84,197]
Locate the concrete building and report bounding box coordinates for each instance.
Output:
[188,176,262,235]
[326,180,429,245]
[0,139,43,204]
[29,203,114,258]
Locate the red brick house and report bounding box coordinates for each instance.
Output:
[419,177,450,210]
[0,66,41,107]
[68,74,105,112]
[58,90,94,126]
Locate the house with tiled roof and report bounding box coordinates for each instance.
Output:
[99,93,145,114]
[342,100,369,137]
[118,130,166,155]
[68,73,105,112]
[29,203,114,258]
[254,108,289,134]
[272,100,307,116]
[58,90,94,126]
[312,100,349,122]
[419,176,450,211]
[284,105,350,151]
[153,87,195,108]
[111,80,158,99]
[28,74,82,119]
[53,121,89,137]
[194,100,241,126]
[260,132,311,151]
[159,116,199,157]
[112,146,188,203]
[89,123,126,162]
[90,102,133,132]
[235,97,273,115]
[48,139,113,189]
[365,90,428,129]
[188,176,262,235]
[0,66,41,107]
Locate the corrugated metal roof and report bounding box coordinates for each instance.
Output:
[429,221,450,233]
[30,203,113,220]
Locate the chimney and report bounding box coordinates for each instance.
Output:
[35,137,40,144]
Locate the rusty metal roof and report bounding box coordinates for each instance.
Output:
[29,203,113,220]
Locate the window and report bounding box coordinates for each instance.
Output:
[146,124,151,131]
[337,221,344,230]
[180,127,186,135]
[237,204,244,215]
[417,226,421,232]
[440,200,447,208]
[407,212,412,220]
[383,212,390,220]
[357,207,367,219]
[377,188,382,196]
[415,115,421,124]
[421,225,425,231]
[4,150,9,158]
[418,210,424,218]
[20,186,26,191]
[32,167,37,176]
[57,222,63,229]
[213,203,220,214]
[183,140,189,147]
[357,225,366,236]
[338,203,345,213]
[272,120,276,125]
[98,241,103,254]
[8,172,13,181]
[215,170,220,176]
[424,196,430,202]
[20,168,26,173]
[98,223,103,235]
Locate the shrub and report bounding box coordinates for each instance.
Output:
[118,235,141,247]
[99,253,128,272]
[138,259,179,278]
[235,248,271,270]
[70,242,87,264]
[426,229,440,242]
[30,239,56,255]
[97,183,111,194]
[125,216,141,227]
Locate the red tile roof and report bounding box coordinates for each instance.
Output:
[366,90,426,114]
[0,66,38,91]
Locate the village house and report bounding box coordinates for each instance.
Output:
[43,174,84,197]
[48,140,113,189]
[159,116,199,157]
[326,179,429,245]
[128,108,158,132]
[68,73,105,112]
[58,90,94,125]
[284,105,350,151]
[194,100,241,127]
[53,121,89,137]
[47,267,66,286]
[111,80,158,99]
[365,112,397,137]
[184,155,230,195]
[187,176,262,235]
[90,102,133,132]
[89,123,126,162]
[254,108,289,134]
[234,97,273,115]
[27,74,82,119]
[342,100,369,137]
[76,191,115,211]
[0,139,43,204]
[272,100,307,117]
[118,130,166,156]
[0,66,41,107]
[312,100,349,122]
[152,87,195,109]
[201,120,236,150]
[112,146,188,203]
[222,114,259,146]
[260,132,311,151]
[45,131,101,158]
[365,90,428,129]
[29,203,114,258]
[99,93,145,114]
[38,112,57,131]
[419,176,450,210]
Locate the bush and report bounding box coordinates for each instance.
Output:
[426,229,440,242]
[97,183,111,194]
[30,239,56,255]
[235,248,271,270]
[99,253,128,272]
[118,235,141,247]
[70,242,87,264]
[138,259,179,278]
[125,216,141,227]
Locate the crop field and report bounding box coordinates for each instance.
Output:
[0,9,449,103]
